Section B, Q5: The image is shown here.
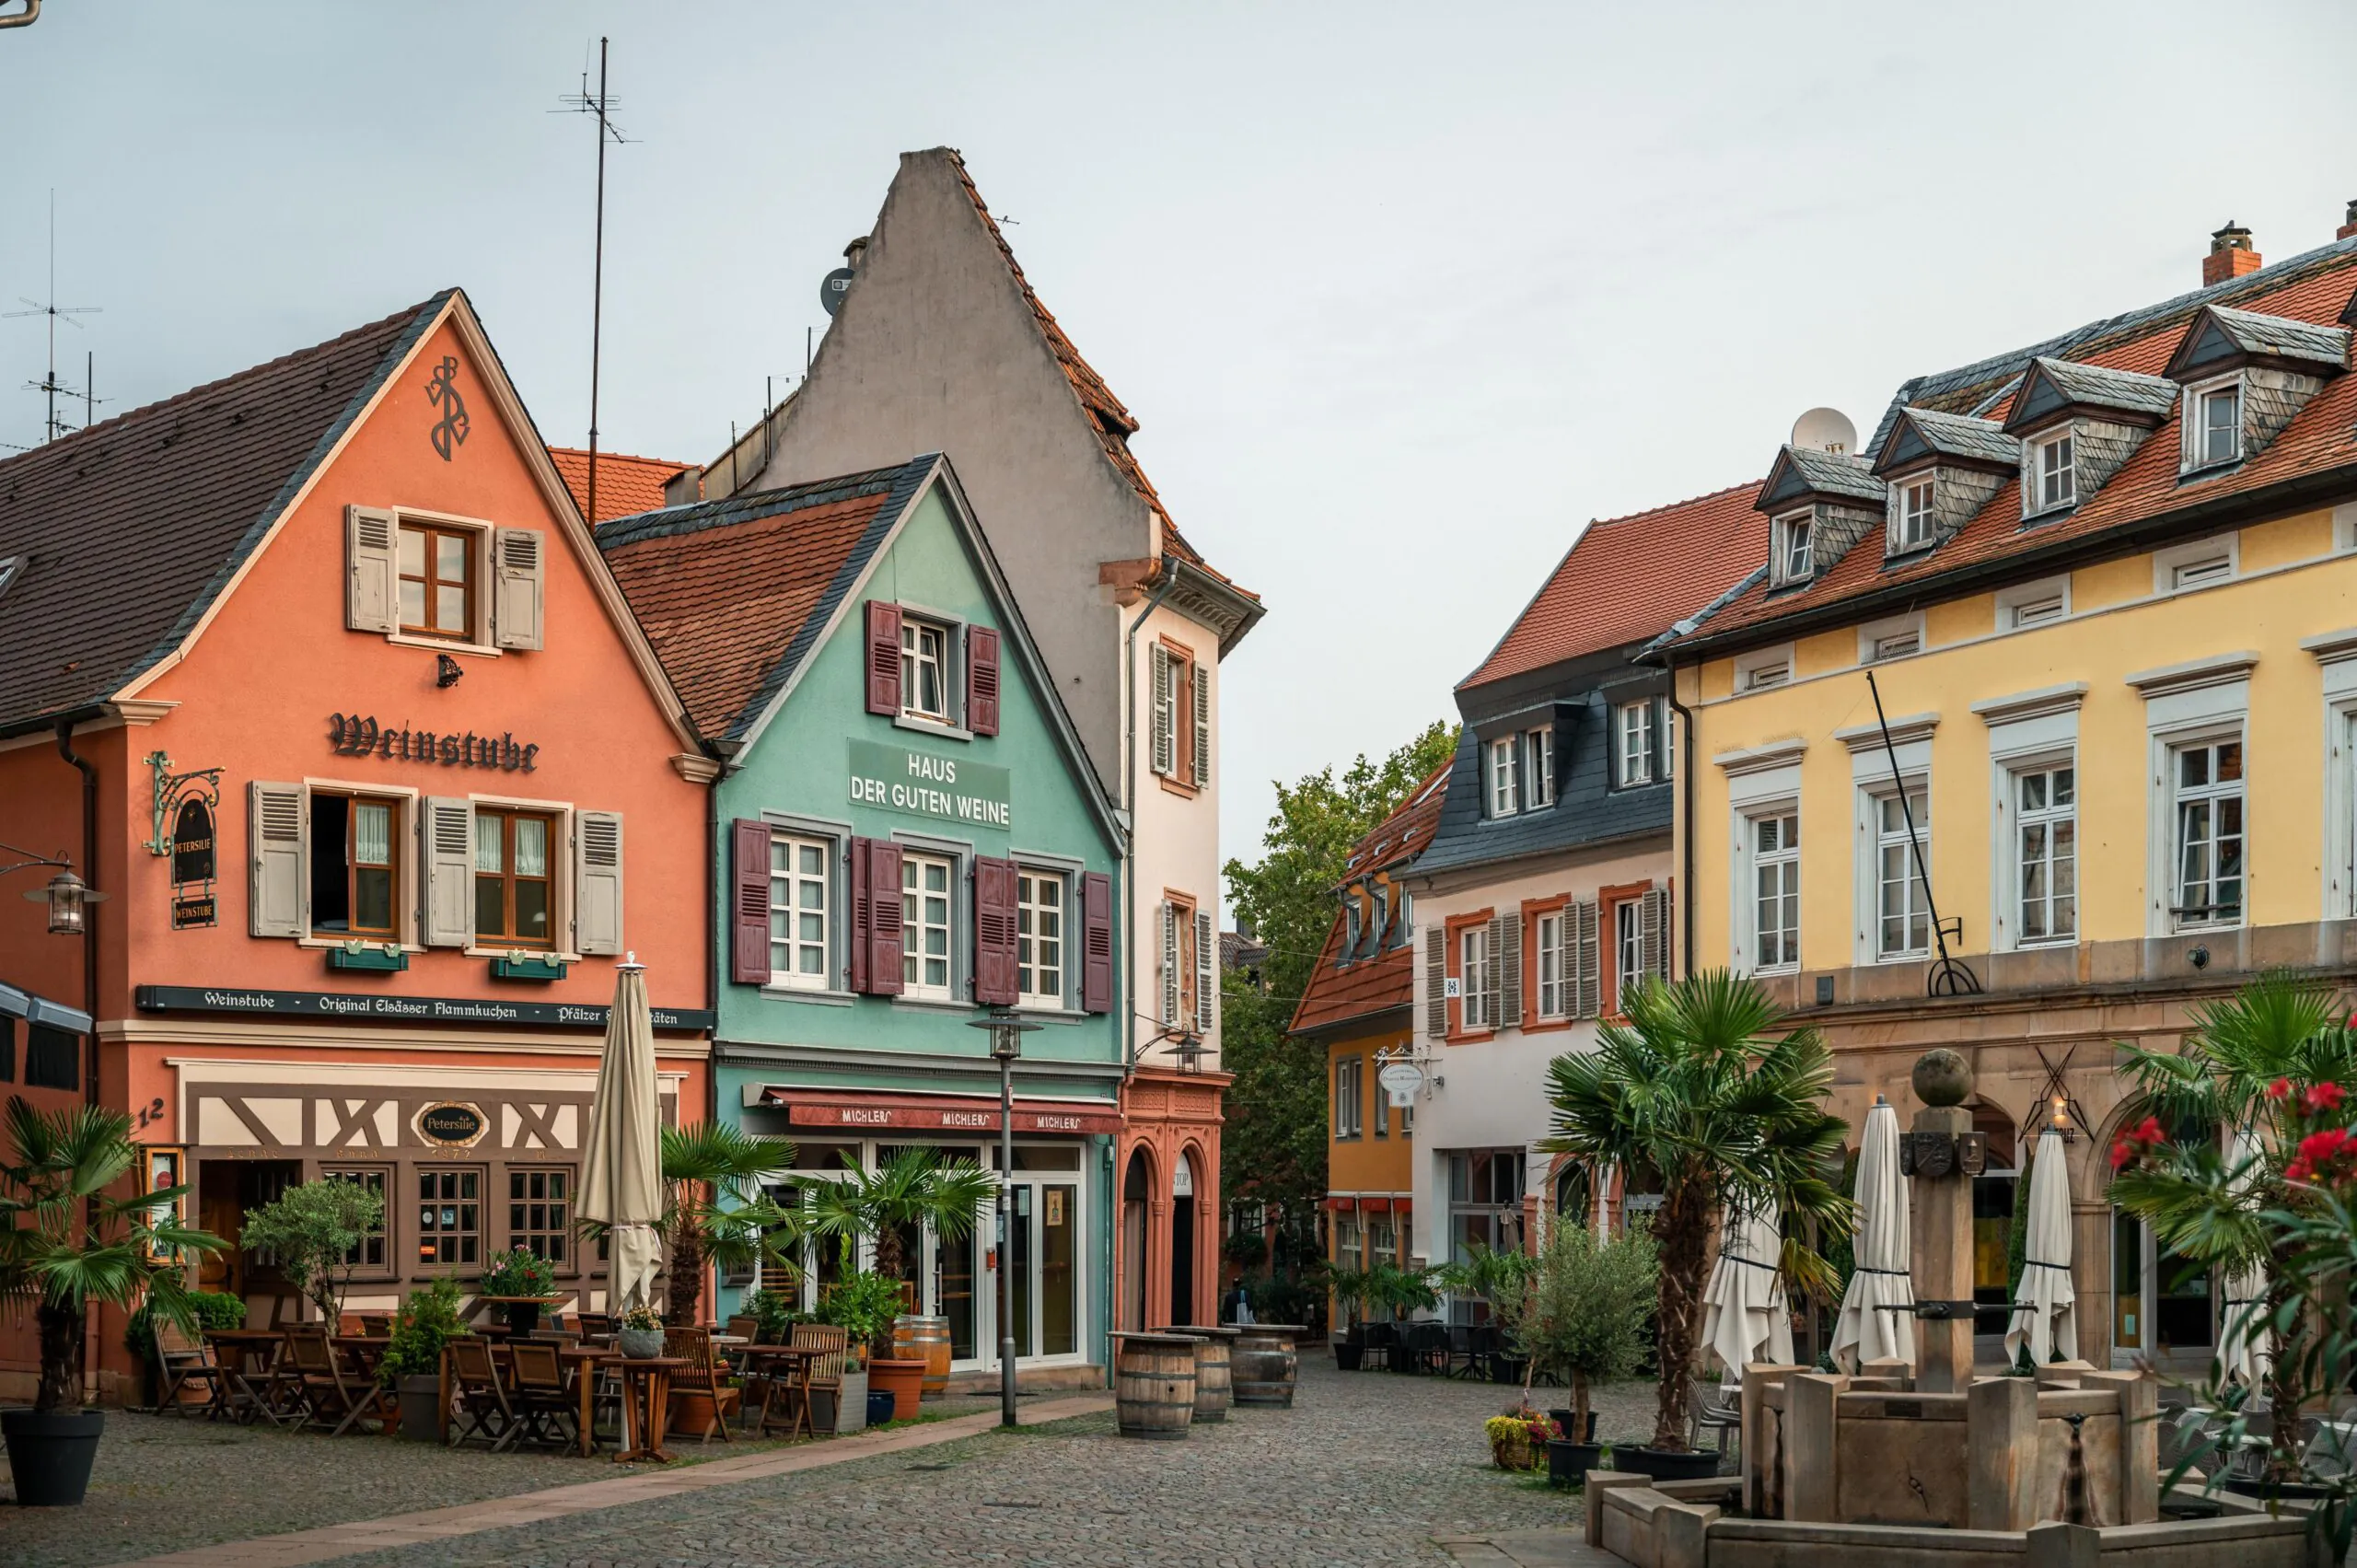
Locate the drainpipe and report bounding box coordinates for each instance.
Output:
[1645,650,1698,978]
[56,718,99,1401]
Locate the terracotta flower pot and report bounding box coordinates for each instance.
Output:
[867,1355,925,1423]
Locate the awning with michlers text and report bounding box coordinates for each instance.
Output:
[756,1086,1122,1136]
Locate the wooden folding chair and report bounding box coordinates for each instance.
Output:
[761,1323,846,1439]
[446,1336,514,1449]
[503,1342,577,1452]
[663,1326,740,1444]
[154,1318,228,1419]
[572,1311,614,1339]
[284,1327,375,1437]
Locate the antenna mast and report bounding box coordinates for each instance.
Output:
[5,191,100,443]
[558,39,627,523]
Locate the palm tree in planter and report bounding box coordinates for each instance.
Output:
[645,1121,799,1327]
[0,1097,223,1505]
[1541,971,1850,1468]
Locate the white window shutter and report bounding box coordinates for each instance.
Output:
[248,781,307,938]
[1195,908,1216,1033]
[1161,901,1181,1024]
[1497,912,1522,1029]
[1149,645,1174,778]
[1191,658,1212,787]
[575,810,625,955]
[420,798,474,947]
[345,506,397,633]
[492,528,545,651]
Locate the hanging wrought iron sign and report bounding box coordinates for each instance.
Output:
[145,751,223,928]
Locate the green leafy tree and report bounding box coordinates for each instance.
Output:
[0,1097,225,1412]
[240,1177,386,1325]
[1515,1221,1659,1444]
[1541,971,1852,1452]
[1220,718,1459,1220]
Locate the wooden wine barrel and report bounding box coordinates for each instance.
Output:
[1231,1324,1304,1408]
[1187,1325,1239,1422]
[892,1314,952,1399]
[1111,1333,1199,1440]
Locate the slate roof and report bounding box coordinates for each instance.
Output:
[1459,479,1767,690]
[1877,406,2019,471]
[551,448,692,524]
[0,293,448,738]
[597,459,935,745]
[1289,764,1451,1039]
[1767,444,1887,505]
[2003,356,2181,428]
[2195,303,2351,367]
[1686,238,2357,649]
[941,149,1256,601]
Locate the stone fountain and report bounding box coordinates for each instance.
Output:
[1581,1050,2312,1568]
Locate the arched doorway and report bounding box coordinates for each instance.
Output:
[1551,1159,1593,1241]
[1969,1102,2021,1342]
[2106,1103,2216,1369]
[1120,1147,1151,1331]
[1170,1151,1197,1327]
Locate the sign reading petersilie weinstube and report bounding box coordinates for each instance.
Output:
[134,985,712,1033]
[328,714,540,772]
[848,738,1011,829]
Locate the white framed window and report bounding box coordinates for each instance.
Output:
[1748,809,1800,971]
[1735,645,1794,692]
[1773,511,1813,584]
[2027,430,2076,516]
[2183,376,2243,471]
[1459,926,1492,1030]
[1334,1056,1363,1140]
[1614,900,1643,999]
[1998,575,2071,630]
[1488,738,1520,818]
[900,852,955,997]
[1536,911,1566,1019]
[1891,475,1936,552]
[768,833,832,989]
[2168,737,2245,931]
[1871,784,1933,959]
[1017,869,1064,1006]
[2011,764,2077,946]
[2155,533,2237,594]
[900,618,950,722]
[1616,701,1655,786]
[1527,726,1555,808]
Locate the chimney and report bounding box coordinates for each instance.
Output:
[2203,221,2261,286]
[842,236,869,272]
[2339,200,2357,243]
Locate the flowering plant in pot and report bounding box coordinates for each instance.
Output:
[0,1097,224,1504]
[479,1249,558,1334]
[616,1304,667,1359]
[1482,1406,1551,1470]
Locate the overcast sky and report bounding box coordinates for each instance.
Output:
[7,1,2355,886]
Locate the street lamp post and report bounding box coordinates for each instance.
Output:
[1,843,107,935]
[968,1006,1039,1429]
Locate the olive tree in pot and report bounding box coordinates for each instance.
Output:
[1541,972,1850,1469]
[238,1176,386,1328]
[1515,1220,1657,1487]
[0,1097,223,1504]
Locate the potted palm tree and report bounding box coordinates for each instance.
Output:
[649,1122,798,1328]
[800,1146,994,1416]
[1517,1220,1658,1486]
[0,1097,223,1505]
[1327,1267,1374,1369]
[1542,971,1850,1480]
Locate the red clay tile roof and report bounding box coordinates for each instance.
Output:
[943,150,1255,600]
[551,448,692,524]
[597,461,932,743]
[1288,764,1451,1037]
[1459,481,1768,690]
[0,293,448,737]
[1690,242,2357,648]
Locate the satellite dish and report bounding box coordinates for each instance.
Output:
[1790,407,1857,456]
[819,267,856,318]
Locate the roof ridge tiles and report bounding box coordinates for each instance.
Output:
[594,459,928,547]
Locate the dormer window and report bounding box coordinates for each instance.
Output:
[1487,737,1520,818]
[1772,512,1813,585]
[2029,430,2076,515]
[1892,477,1936,552]
[2186,377,2242,470]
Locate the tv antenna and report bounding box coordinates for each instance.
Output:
[6,191,100,443]
[554,37,631,523]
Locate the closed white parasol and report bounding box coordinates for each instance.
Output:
[1701,1199,1794,1383]
[1832,1097,1914,1370]
[581,956,664,1314]
[2003,1127,2077,1366]
[2218,1126,2270,1386]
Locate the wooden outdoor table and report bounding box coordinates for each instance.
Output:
[610,1355,686,1463]
[204,1330,291,1425]
[558,1346,621,1458]
[739,1345,824,1441]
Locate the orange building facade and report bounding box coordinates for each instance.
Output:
[0,293,712,1401]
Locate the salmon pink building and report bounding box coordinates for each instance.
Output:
[0,291,712,1402]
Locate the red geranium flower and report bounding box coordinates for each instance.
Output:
[2268,1078,2294,1103]
[2109,1135,2136,1172]
[2307,1083,2347,1114]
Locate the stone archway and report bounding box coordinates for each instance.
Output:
[1170,1147,1199,1327]
[1120,1144,1155,1331]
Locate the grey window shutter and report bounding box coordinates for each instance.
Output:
[1191,658,1212,787]
[248,781,307,938]
[1639,886,1666,984]
[420,797,474,947]
[1484,914,1505,1030]
[575,810,625,956]
[1195,909,1216,1033]
[1150,645,1175,777]
[1423,925,1446,1039]
[492,528,546,651]
[345,506,398,633]
[1161,900,1180,1024]
[1573,900,1601,1019]
[1497,912,1523,1029]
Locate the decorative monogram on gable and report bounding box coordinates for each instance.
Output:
[425,355,470,461]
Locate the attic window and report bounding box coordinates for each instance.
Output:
[1771,512,1813,586]
[0,555,21,604]
[2027,431,2076,516]
[2155,534,2237,595]
[1869,630,1921,663]
[2183,377,2242,471]
[1891,477,1936,552]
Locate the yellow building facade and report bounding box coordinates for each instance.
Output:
[1667,228,2357,1369]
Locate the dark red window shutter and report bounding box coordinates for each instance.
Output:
[847,837,872,994]
[730,819,772,985]
[1080,871,1113,1015]
[865,601,902,716]
[972,856,1019,1005]
[967,626,1002,738]
[867,838,905,995]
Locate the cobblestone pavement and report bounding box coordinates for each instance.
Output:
[317,1361,1652,1568]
